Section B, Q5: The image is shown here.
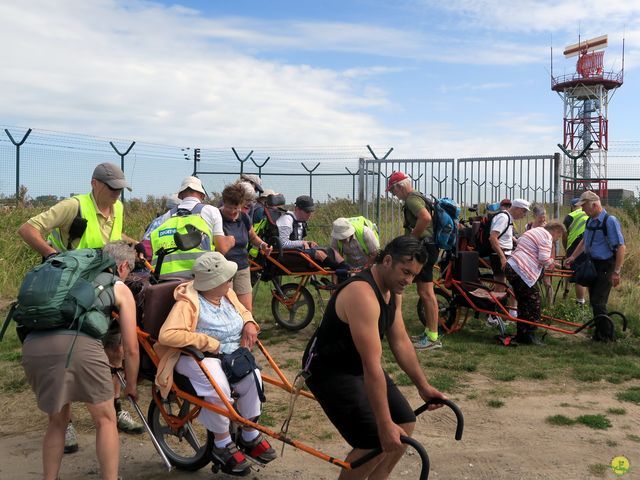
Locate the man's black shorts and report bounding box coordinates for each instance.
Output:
[306,371,416,450]
[414,242,439,283]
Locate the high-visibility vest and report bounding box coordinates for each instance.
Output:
[149,204,213,277]
[567,208,589,250]
[47,194,123,251]
[248,217,267,259]
[336,216,379,256]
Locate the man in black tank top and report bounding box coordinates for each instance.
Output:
[302,236,447,479]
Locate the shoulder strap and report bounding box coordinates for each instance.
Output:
[492,211,511,239]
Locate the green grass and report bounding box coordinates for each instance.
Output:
[607,407,626,415]
[587,463,608,477]
[486,399,504,408]
[616,386,640,405]
[626,434,640,443]
[547,415,575,426]
[575,415,612,430]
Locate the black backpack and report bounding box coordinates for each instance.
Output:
[474,211,512,257]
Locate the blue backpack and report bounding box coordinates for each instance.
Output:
[432,197,460,251]
[406,192,460,251]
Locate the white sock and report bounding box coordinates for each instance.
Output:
[576,298,585,304]
[214,435,232,448]
[509,309,517,317]
[241,428,260,443]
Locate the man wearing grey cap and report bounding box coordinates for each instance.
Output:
[19,162,134,257]
[566,191,626,321]
[18,162,142,452]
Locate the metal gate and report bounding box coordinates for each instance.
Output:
[358,154,560,243]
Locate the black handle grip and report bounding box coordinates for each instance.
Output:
[414,398,464,441]
[350,435,430,479]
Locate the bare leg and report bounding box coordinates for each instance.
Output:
[417,281,438,335]
[338,449,385,480]
[86,399,119,480]
[236,292,253,312]
[368,422,415,480]
[43,404,71,480]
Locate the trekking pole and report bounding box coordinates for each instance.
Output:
[115,370,173,471]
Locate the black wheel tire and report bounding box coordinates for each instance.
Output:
[147,391,214,471]
[417,287,453,331]
[607,311,628,332]
[271,283,315,331]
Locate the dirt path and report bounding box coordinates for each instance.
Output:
[1,341,639,479]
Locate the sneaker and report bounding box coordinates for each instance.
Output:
[64,422,79,454]
[117,409,144,434]
[410,333,425,342]
[238,433,277,464]
[485,314,500,327]
[413,335,442,350]
[211,441,251,476]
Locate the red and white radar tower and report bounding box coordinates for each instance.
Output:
[551,34,624,203]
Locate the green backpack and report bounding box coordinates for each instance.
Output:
[1,249,117,346]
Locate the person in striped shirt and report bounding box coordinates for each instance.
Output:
[505,222,566,345]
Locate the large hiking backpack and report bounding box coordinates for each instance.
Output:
[405,192,460,251]
[1,249,117,343]
[474,211,512,257]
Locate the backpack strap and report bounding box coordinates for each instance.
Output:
[585,213,616,255]
[491,211,512,239]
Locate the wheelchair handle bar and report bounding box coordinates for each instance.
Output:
[350,435,430,479]
[414,398,464,441]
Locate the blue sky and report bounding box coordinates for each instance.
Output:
[2,0,639,161]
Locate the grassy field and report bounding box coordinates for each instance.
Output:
[1,198,639,394]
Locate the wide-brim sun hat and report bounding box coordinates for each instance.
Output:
[331,218,356,240]
[179,176,206,195]
[192,252,237,291]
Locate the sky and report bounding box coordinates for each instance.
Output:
[1,0,640,190]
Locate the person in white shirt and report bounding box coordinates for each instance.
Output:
[489,198,529,291]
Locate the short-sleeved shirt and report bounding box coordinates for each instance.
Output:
[490,211,514,254]
[583,209,625,260]
[330,227,379,268]
[222,213,251,269]
[403,193,433,239]
[154,197,224,238]
[27,193,118,249]
[276,211,306,249]
[195,296,244,355]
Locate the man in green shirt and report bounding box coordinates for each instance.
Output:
[386,171,442,350]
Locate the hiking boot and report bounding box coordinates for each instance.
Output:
[64,422,79,454]
[238,433,277,464]
[211,441,251,476]
[117,409,144,434]
[413,335,442,350]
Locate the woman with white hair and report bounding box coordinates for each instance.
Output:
[155,252,276,476]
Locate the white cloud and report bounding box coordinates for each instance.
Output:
[0,0,400,146]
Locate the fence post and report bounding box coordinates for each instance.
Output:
[553,152,561,218]
[366,145,394,229]
[109,141,135,202]
[250,156,270,178]
[5,128,32,206]
[231,148,254,175]
[345,166,360,203]
[358,157,365,216]
[301,162,320,198]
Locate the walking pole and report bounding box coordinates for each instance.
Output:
[115,370,173,471]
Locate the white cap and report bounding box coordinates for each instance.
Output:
[512,199,531,211]
[331,218,355,240]
[179,176,206,195]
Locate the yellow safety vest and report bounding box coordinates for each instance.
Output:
[567,209,588,250]
[47,194,123,251]
[150,205,213,277]
[336,216,379,256]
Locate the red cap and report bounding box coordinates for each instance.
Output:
[386,171,409,192]
[500,198,512,207]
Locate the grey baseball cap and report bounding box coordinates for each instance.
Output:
[92,163,131,191]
